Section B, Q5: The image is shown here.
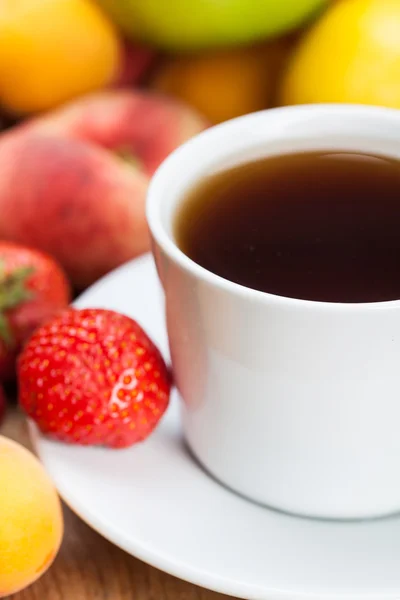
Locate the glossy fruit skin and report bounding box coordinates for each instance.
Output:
[0,0,120,114]
[97,0,328,51]
[280,0,400,108]
[0,435,63,597]
[19,308,171,448]
[0,242,70,381]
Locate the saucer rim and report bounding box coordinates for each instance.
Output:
[28,253,400,600]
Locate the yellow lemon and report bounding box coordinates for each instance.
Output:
[280,0,400,108]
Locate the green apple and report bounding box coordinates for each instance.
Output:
[97,0,328,51]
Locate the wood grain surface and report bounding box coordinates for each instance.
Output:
[3,406,234,600]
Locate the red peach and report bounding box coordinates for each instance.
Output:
[0,91,208,287]
[0,132,148,288]
[26,90,209,176]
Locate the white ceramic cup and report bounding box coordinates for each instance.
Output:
[147,104,400,520]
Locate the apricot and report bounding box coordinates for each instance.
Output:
[152,40,292,124]
[0,0,120,115]
[0,435,63,597]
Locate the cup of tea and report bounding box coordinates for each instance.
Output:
[147,104,400,520]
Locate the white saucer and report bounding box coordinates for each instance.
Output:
[30,254,400,600]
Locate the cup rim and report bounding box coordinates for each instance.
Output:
[147,103,400,312]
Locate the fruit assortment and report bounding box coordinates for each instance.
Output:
[0,0,399,595]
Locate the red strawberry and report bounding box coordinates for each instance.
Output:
[18,308,171,448]
[0,242,70,380]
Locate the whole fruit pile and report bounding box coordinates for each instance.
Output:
[0,0,399,595]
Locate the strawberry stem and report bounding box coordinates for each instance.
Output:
[0,261,35,347]
[0,263,34,311]
[115,146,142,170]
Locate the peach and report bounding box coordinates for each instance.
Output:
[0,91,207,287]
[26,89,209,176]
[0,435,63,597]
[0,132,149,288]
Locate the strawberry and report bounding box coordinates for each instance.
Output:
[18,308,171,448]
[0,242,70,380]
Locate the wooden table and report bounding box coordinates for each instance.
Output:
[4,406,234,600]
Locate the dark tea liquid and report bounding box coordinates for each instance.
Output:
[174,151,400,303]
